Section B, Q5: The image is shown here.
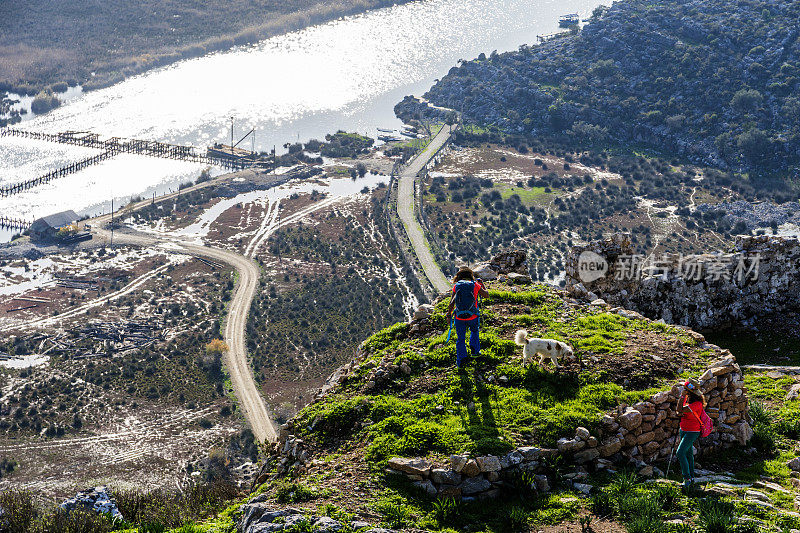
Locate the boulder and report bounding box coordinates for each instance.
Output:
[472,263,497,281]
[437,484,462,498]
[431,468,461,485]
[618,408,643,431]
[413,304,434,321]
[557,438,586,453]
[313,516,344,531]
[517,447,541,461]
[412,480,437,498]
[476,456,501,472]
[450,454,468,472]
[733,421,754,445]
[574,448,600,463]
[460,459,481,477]
[599,438,622,457]
[460,476,492,495]
[787,384,800,402]
[507,272,532,285]
[534,475,550,493]
[387,457,431,477]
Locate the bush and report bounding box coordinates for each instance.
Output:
[589,489,615,517]
[432,497,464,525]
[748,401,777,453]
[275,482,317,503]
[0,489,36,532]
[697,498,737,533]
[114,480,237,527]
[376,501,412,529]
[626,515,662,533]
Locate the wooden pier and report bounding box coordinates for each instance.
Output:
[0,128,249,168]
[0,216,32,231]
[0,150,114,197]
[0,127,259,197]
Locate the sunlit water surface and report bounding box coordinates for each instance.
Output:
[0,0,600,234]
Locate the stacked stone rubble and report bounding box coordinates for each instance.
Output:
[386,449,554,501]
[595,354,752,467]
[472,250,530,282]
[274,434,311,476]
[566,233,800,330]
[238,500,392,533]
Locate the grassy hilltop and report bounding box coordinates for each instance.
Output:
[215,281,800,532]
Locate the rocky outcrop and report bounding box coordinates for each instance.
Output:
[238,501,392,533]
[384,353,750,500]
[566,233,800,331]
[59,486,123,520]
[471,250,529,283]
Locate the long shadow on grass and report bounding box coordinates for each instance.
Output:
[454,370,506,452]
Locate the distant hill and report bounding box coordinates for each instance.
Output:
[0,0,412,93]
[413,0,800,176]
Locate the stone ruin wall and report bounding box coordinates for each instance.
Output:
[565,233,800,331]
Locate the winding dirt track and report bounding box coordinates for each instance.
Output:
[397,125,454,294]
[83,178,350,444]
[89,226,277,443]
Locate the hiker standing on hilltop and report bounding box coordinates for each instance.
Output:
[446,267,489,370]
[674,378,708,489]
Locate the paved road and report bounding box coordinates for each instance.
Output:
[397,125,453,294]
[90,188,277,443]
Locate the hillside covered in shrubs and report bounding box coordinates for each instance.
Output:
[410,0,800,178]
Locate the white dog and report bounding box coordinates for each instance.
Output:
[514,329,574,369]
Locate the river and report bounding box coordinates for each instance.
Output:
[0,0,602,240]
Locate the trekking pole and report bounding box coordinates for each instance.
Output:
[665,433,679,480]
[445,314,455,343]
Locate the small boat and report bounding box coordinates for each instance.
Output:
[377,128,396,133]
[559,13,579,26]
[378,135,402,142]
[399,131,417,138]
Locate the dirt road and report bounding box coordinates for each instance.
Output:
[85,175,352,443]
[87,182,278,443]
[397,125,453,294]
[87,223,277,443]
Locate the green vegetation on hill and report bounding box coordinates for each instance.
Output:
[412,0,800,181]
[286,284,703,469]
[218,285,800,532]
[421,141,767,276]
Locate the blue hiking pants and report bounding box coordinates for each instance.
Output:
[455,317,479,367]
[677,429,700,484]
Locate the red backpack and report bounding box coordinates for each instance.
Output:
[690,405,713,438]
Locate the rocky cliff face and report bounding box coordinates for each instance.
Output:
[567,233,800,331]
